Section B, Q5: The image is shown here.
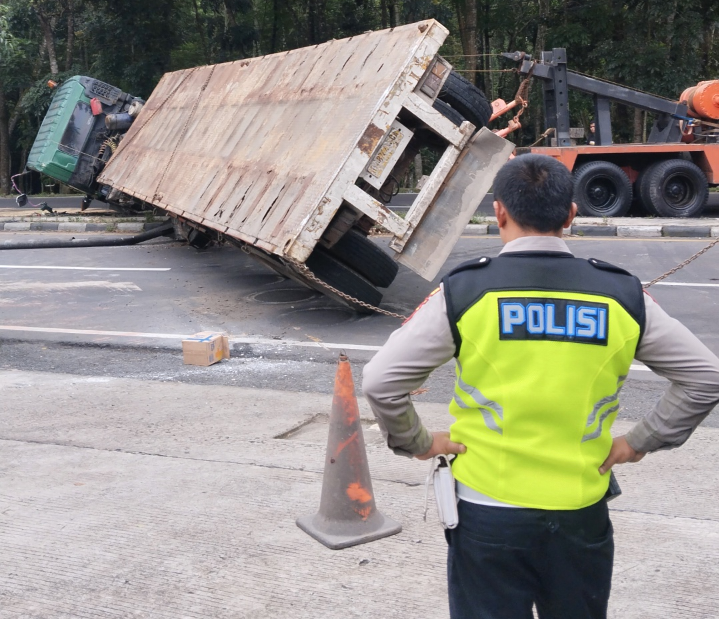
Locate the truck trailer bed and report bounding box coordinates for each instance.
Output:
[98,20,512,281]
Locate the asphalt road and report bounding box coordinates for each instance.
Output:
[0,233,718,426]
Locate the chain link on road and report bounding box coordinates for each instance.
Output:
[244,235,719,321]
[290,260,409,320]
[643,237,719,289]
[295,236,719,317]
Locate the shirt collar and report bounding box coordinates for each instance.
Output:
[499,235,573,256]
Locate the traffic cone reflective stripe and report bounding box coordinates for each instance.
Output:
[296,354,402,549]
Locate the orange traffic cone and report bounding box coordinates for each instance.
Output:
[296,353,402,549]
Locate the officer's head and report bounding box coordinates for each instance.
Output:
[493,154,577,239]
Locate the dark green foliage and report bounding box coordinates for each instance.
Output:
[1,0,719,192]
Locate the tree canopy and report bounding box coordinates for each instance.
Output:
[1,0,717,193]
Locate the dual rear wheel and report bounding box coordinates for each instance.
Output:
[304,230,398,313]
[300,70,492,312]
[636,159,708,218]
[573,158,708,218]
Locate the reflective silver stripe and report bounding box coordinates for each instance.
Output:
[456,361,504,420]
[582,403,620,442]
[453,392,503,434]
[454,361,504,435]
[585,375,627,427]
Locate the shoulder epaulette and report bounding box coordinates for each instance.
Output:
[447,256,492,277]
[587,258,632,277]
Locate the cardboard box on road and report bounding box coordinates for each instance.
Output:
[182,332,230,366]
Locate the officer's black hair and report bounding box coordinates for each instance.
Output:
[493,154,574,233]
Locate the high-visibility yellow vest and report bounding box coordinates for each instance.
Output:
[442,252,645,510]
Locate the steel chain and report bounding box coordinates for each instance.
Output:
[643,237,719,289]
[293,234,718,316]
[244,233,718,319]
[289,260,408,320]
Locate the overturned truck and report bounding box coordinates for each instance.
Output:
[25,20,512,311]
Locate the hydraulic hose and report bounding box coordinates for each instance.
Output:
[0,221,174,250]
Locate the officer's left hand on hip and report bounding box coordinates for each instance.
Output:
[599,435,645,475]
[415,431,467,461]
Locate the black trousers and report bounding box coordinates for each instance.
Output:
[445,499,613,619]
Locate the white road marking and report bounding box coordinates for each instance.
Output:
[642,282,719,288]
[0,281,141,293]
[0,265,170,272]
[0,324,659,368]
[0,325,380,350]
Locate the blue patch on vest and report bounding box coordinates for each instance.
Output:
[498,297,609,345]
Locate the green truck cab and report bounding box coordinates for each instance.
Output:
[27,76,143,201]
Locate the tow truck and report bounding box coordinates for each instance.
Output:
[500,49,719,218]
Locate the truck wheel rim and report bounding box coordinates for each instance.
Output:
[662,174,695,209]
[586,177,618,211]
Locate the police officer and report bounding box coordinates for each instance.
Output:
[362,154,719,619]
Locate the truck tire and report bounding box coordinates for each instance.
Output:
[573,161,633,217]
[304,247,382,313]
[432,99,465,127]
[637,159,708,218]
[326,229,399,288]
[633,167,655,215]
[436,71,491,130]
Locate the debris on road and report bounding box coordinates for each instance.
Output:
[182,332,230,366]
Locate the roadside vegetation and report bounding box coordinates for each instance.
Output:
[1,0,718,196]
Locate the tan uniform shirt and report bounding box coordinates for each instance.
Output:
[362,236,719,459]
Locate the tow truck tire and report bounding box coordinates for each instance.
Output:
[327,229,399,288]
[305,247,382,313]
[573,161,633,217]
[633,167,655,215]
[436,71,491,130]
[638,159,708,218]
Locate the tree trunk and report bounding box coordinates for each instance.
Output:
[665,0,679,49]
[0,86,11,195]
[380,0,388,29]
[532,0,551,143]
[454,0,478,81]
[269,0,279,53]
[192,0,210,62]
[535,0,549,58]
[633,108,643,143]
[481,2,491,95]
[388,0,399,28]
[36,10,59,76]
[308,0,320,43]
[65,0,74,70]
[700,0,716,73]
[223,0,237,27]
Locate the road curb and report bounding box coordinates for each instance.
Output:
[1,215,718,239]
[0,219,168,233]
[469,223,719,238]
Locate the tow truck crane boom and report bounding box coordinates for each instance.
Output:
[503,49,689,146]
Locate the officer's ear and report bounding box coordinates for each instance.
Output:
[563,202,578,230]
[494,200,508,228]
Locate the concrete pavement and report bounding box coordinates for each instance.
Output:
[1,369,718,618]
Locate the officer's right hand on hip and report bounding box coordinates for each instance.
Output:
[599,435,645,475]
[415,431,467,461]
